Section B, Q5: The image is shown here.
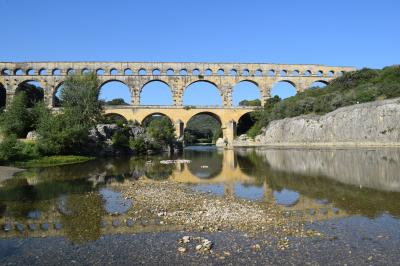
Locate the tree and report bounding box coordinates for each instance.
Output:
[239,99,261,106]
[0,92,33,138]
[104,98,129,106]
[147,117,175,150]
[36,73,103,155]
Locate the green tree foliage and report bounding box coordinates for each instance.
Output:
[0,92,33,138]
[239,99,261,106]
[16,82,44,107]
[184,114,221,144]
[36,73,103,155]
[104,98,129,106]
[0,135,38,162]
[248,65,400,138]
[146,117,175,149]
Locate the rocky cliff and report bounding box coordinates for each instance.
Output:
[250,98,400,146]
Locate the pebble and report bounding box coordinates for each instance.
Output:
[178,247,186,253]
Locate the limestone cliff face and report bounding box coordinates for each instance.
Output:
[254,98,400,145]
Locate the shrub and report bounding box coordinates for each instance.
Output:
[0,135,38,162]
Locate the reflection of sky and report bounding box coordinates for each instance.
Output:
[192,184,225,197]
[274,189,300,207]
[234,183,264,200]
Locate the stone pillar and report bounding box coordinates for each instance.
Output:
[260,86,271,107]
[131,88,140,105]
[174,119,184,138]
[222,120,236,146]
[41,80,55,108]
[173,89,183,106]
[221,86,232,107]
[263,181,275,203]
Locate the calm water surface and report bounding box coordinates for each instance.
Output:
[0,146,400,262]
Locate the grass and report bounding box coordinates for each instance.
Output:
[15,155,95,168]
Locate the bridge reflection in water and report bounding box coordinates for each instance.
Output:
[1,147,400,242]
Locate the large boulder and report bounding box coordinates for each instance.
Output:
[215,138,227,147]
[26,131,38,140]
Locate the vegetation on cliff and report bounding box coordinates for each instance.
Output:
[248,65,400,137]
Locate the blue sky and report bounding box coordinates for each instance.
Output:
[1,0,399,104]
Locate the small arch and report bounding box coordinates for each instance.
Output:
[184,112,222,145]
[1,68,11,75]
[27,69,35,75]
[99,80,131,105]
[96,68,105,75]
[15,80,44,107]
[82,68,91,75]
[328,70,334,77]
[292,70,300,76]
[309,80,329,89]
[268,69,275,76]
[280,70,287,76]
[179,69,188,75]
[230,69,237,76]
[183,81,221,106]
[316,70,323,77]
[166,68,174,75]
[142,113,173,127]
[338,71,345,77]
[192,69,200,75]
[271,80,297,99]
[52,68,61,75]
[242,69,250,76]
[138,68,147,75]
[39,68,47,75]
[304,70,312,76]
[217,69,224,76]
[237,112,256,136]
[152,69,161,75]
[103,113,129,124]
[205,69,212,76]
[255,69,262,76]
[124,68,133,75]
[232,80,261,107]
[15,69,24,75]
[67,68,75,75]
[140,80,173,105]
[110,68,119,75]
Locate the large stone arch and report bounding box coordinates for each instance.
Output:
[15,79,45,107]
[183,80,223,106]
[139,79,174,105]
[232,80,262,106]
[103,112,129,124]
[98,79,133,105]
[141,112,174,127]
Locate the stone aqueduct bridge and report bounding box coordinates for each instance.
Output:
[0,62,355,143]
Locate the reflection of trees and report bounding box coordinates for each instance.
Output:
[237,149,400,218]
[145,162,175,180]
[236,150,268,185]
[0,177,93,220]
[186,149,223,179]
[61,192,104,244]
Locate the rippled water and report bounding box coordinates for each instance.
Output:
[1,146,400,244]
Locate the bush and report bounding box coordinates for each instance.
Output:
[0,135,38,162]
[0,93,33,138]
[147,117,175,149]
[129,136,147,154]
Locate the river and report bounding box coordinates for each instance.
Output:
[0,146,400,264]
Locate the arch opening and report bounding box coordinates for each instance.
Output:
[53,82,64,107]
[140,80,173,105]
[309,81,329,89]
[183,81,221,106]
[99,80,131,106]
[110,68,118,75]
[52,68,61,75]
[271,81,297,99]
[103,113,128,124]
[124,68,133,75]
[166,68,174,75]
[15,80,44,107]
[0,83,6,109]
[255,69,262,76]
[1,68,11,75]
[184,112,222,145]
[27,69,35,75]
[96,69,105,75]
[237,112,256,136]
[142,113,172,127]
[192,69,200,75]
[15,69,24,75]
[232,81,261,106]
